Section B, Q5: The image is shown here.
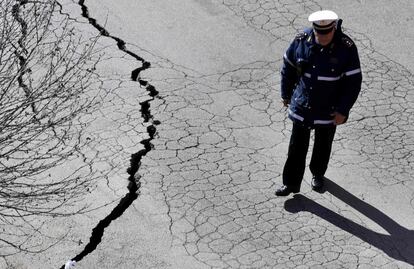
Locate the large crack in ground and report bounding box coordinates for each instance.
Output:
[12,0,39,116]
[43,0,414,268]
[59,1,160,267]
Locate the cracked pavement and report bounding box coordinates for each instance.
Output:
[3,0,414,268]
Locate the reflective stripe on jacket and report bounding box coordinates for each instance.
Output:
[281,27,362,127]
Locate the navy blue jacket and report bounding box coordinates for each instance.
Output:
[281,26,362,127]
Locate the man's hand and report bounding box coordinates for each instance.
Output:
[331,112,346,125]
[282,99,290,107]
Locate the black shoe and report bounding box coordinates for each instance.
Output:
[275,185,300,196]
[311,176,324,191]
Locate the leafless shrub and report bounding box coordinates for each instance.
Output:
[0,0,102,255]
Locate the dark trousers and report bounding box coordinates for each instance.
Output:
[283,122,336,188]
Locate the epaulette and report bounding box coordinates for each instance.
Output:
[341,36,354,47]
[295,32,308,40]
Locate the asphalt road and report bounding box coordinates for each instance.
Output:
[4,0,414,268]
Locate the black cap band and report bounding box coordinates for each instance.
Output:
[314,27,334,34]
[313,21,335,34]
[313,20,335,30]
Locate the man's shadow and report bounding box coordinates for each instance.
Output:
[284,178,414,266]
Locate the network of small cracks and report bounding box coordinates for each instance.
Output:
[136,1,414,268]
[11,0,408,267]
[219,0,323,43]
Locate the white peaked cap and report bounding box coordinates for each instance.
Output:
[308,10,338,26]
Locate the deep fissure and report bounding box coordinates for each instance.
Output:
[12,0,38,115]
[59,1,160,267]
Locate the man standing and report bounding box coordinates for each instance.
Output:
[275,10,362,196]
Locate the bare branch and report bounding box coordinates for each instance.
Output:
[0,0,103,255]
